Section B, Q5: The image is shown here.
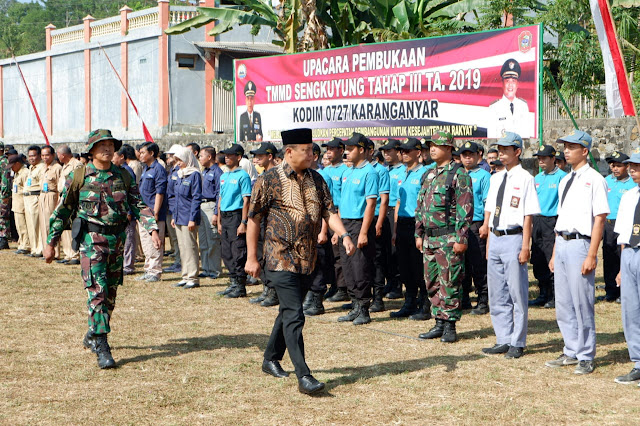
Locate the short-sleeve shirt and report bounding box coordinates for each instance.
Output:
[485,164,540,230]
[219,168,252,212]
[388,163,406,208]
[202,164,223,201]
[606,174,636,220]
[249,162,336,274]
[339,161,379,219]
[555,164,610,237]
[140,159,168,221]
[323,162,348,208]
[468,167,491,222]
[615,186,640,245]
[534,167,567,217]
[397,165,427,218]
[373,162,390,216]
[318,167,333,195]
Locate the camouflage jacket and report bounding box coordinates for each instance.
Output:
[47,162,157,246]
[415,160,473,248]
[0,155,11,200]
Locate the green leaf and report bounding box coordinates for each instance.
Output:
[165,7,278,37]
[428,0,488,20]
[392,1,410,33]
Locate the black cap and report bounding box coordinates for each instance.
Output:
[250,142,277,156]
[312,143,321,155]
[364,137,375,150]
[220,144,245,155]
[282,128,312,145]
[501,58,521,79]
[533,145,557,157]
[244,81,256,96]
[605,151,630,163]
[488,148,498,154]
[321,137,344,149]
[399,138,422,151]
[421,136,432,147]
[477,144,485,153]
[490,159,504,167]
[344,132,367,148]
[379,139,401,151]
[7,154,23,166]
[555,151,566,161]
[458,141,480,154]
[452,149,461,156]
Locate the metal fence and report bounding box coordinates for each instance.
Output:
[542,89,608,121]
[212,83,235,133]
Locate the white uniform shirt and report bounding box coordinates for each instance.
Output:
[555,164,610,237]
[614,185,640,246]
[239,157,258,182]
[487,96,534,138]
[485,164,540,230]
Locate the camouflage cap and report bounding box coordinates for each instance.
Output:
[86,129,122,153]
[428,130,456,148]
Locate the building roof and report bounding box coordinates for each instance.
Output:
[194,41,283,55]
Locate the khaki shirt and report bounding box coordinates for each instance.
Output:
[128,160,144,185]
[11,166,28,213]
[59,157,83,193]
[40,162,62,194]
[25,162,45,193]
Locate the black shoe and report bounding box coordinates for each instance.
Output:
[82,330,97,353]
[14,249,27,255]
[338,300,360,322]
[440,320,457,343]
[390,297,417,318]
[369,290,385,313]
[183,282,200,289]
[261,287,279,307]
[67,259,80,265]
[482,343,510,354]
[303,291,325,316]
[385,290,404,300]
[56,259,69,264]
[174,281,187,288]
[341,302,353,310]
[505,346,524,359]
[352,301,371,325]
[0,237,9,250]
[298,375,325,395]
[262,359,289,378]
[217,279,237,296]
[327,288,349,302]
[614,368,640,384]
[94,334,116,369]
[528,295,547,307]
[226,280,247,298]
[419,319,445,339]
[250,285,269,304]
[597,295,617,302]
[32,253,43,258]
[409,294,431,321]
[324,285,338,300]
[543,298,555,309]
[303,291,314,310]
[470,303,490,315]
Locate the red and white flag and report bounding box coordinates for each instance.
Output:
[590,0,636,117]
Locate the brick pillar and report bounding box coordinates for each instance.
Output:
[158,0,170,132]
[45,23,56,51]
[84,15,95,132]
[204,0,215,133]
[120,6,132,131]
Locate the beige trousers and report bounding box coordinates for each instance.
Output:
[39,192,59,258]
[175,224,200,284]
[138,220,165,277]
[24,195,41,255]
[14,212,30,251]
[61,230,79,260]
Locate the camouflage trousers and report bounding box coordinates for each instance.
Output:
[79,231,125,335]
[423,243,465,321]
[0,199,10,239]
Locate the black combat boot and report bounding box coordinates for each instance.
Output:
[385,281,404,299]
[352,300,371,325]
[249,284,269,304]
[389,295,417,318]
[369,288,385,313]
[303,291,325,316]
[217,278,237,296]
[226,276,247,298]
[528,288,548,307]
[0,237,9,250]
[471,294,490,315]
[324,283,338,300]
[338,300,360,322]
[418,319,445,339]
[409,292,431,321]
[327,288,349,302]
[94,334,116,369]
[261,286,279,307]
[82,330,97,353]
[302,291,314,310]
[440,320,457,343]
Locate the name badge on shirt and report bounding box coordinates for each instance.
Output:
[182,180,191,186]
[27,178,31,187]
[43,182,48,193]
[510,196,520,208]
[171,176,178,181]
[13,184,18,193]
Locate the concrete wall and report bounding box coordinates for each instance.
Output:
[52,52,85,139]
[91,45,122,131]
[128,38,160,136]
[3,59,47,144]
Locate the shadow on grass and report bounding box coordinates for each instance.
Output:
[116,333,269,366]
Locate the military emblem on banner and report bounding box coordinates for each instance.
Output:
[519,31,532,53]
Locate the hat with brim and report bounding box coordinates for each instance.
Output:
[344,132,367,148]
[379,139,401,151]
[458,141,479,154]
[250,142,277,156]
[533,145,556,157]
[494,131,523,150]
[312,143,321,156]
[399,138,422,151]
[364,138,375,150]
[321,137,345,149]
[490,159,504,167]
[557,130,592,149]
[220,144,244,156]
[623,153,640,164]
[7,154,22,167]
[605,151,630,164]
[555,151,566,161]
[86,129,122,153]
[428,131,456,148]
[167,144,182,155]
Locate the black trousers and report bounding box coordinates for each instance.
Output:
[220,209,247,280]
[386,206,401,288]
[340,219,375,300]
[329,229,346,290]
[264,270,312,378]
[311,240,335,293]
[462,221,488,304]
[603,219,621,299]
[395,217,425,299]
[531,215,556,297]
[373,215,393,293]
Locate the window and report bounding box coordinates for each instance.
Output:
[176,53,197,69]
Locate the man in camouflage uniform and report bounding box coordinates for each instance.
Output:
[415,131,473,343]
[0,141,10,249]
[44,129,160,369]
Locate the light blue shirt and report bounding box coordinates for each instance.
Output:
[318,167,333,196]
[219,168,252,212]
[397,164,427,218]
[535,167,567,217]
[324,163,348,208]
[339,161,379,219]
[468,167,491,222]
[373,162,390,216]
[606,174,636,220]
[388,163,406,208]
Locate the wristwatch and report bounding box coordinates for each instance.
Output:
[241,219,248,225]
[340,232,351,239]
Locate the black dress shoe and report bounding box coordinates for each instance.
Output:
[505,346,524,359]
[262,360,289,378]
[298,375,325,395]
[543,298,555,309]
[482,343,510,354]
[67,259,80,265]
[528,296,547,307]
[56,259,69,264]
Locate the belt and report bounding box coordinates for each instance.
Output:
[492,226,523,237]
[425,226,455,237]
[86,222,127,235]
[559,232,590,241]
[23,191,40,196]
[221,209,241,217]
[202,198,216,203]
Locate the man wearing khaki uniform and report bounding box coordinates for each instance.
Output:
[38,146,62,259]
[24,146,45,257]
[9,155,30,254]
[56,145,83,264]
